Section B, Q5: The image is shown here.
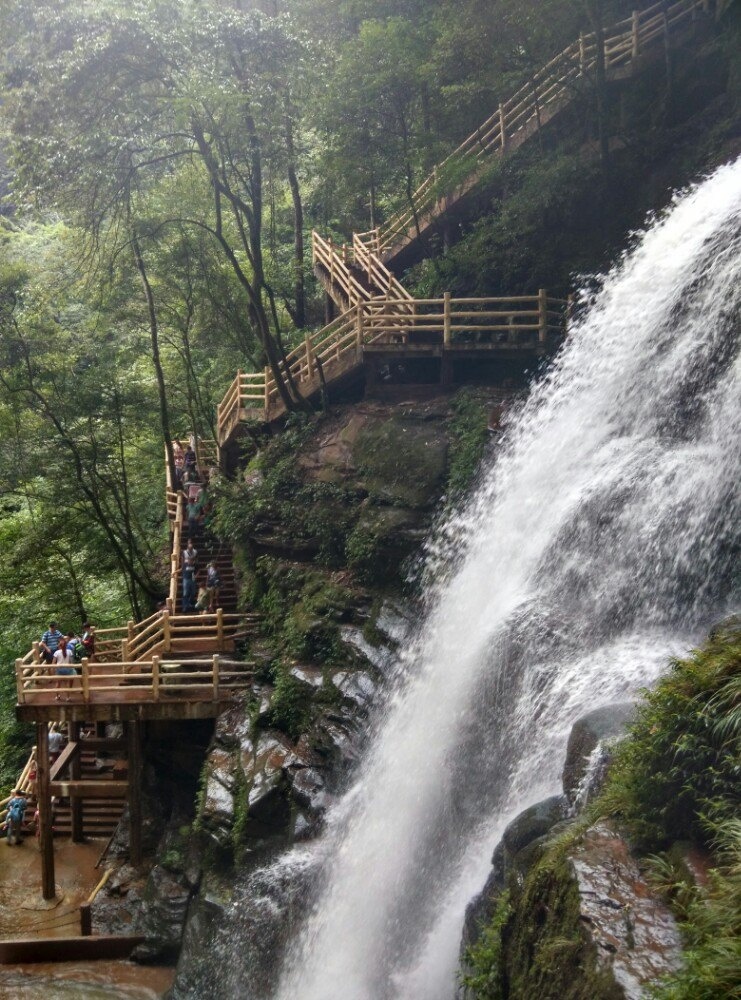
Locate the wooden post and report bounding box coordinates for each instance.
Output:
[69,722,83,843]
[305,336,314,381]
[217,607,224,651]
[127,620,135,645]
[631,10,640,58]
[163,610,171,654]
[538,288,549,345]
[212,654,220,702]
[37,723,55,900]
[356,303,364,350]
[499,103,507,150]
[121,639,128,662]
[152,656,160,702]
[81,658,90,703]
[579,32,586,75]
[15,659,24,704]
[443,292,452,347]
[127,721,142,866]
[32,642,42,664]
[80,903,92,936]
[329,236,335,288]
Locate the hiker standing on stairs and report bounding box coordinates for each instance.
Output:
[182,538,198,612]
[3,791,27,845]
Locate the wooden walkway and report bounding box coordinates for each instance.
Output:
[7,442,261,900]
[217,277,568,438]
[216,0,713,445]
[364,0,715,269]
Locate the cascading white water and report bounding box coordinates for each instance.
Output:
[273,159,741,1000]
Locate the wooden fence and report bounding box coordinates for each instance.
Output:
[15,655,254,706]
[360,0,712,257]
[216,292,567,438]
[18,611,255,678]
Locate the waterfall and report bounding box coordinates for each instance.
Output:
[270,160,741,999]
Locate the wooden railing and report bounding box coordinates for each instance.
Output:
[168,491,184,611]
[15,655,254,706]
[17,611,256,683]
[312,231,372,308]
[360,0,712,257]
[216,371,268,448]
[362,291,567,345]
[216,291,567,436]
[0,746,37,825]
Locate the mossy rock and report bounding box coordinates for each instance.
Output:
[346,507,427,584]
[353,417,448,508]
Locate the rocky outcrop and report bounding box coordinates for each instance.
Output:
[562,702,635,808]
[570,821,682,998]
[458,704,680,1000]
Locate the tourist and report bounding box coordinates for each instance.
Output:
[186,496,200,538]
[48,728,65,763]
[182,538,198,612]
[52,637,76,698]
[3,791,27,845]
[195,583,213,615]
[66,631,81,662]
[39,621,63,664]
[183,444,197,478]
[81,622,95,660]
[206,561,221,612]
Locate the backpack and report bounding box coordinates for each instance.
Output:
[8,799,25,824]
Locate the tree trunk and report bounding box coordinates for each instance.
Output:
[131,230,178,498]
[285,103,306,329]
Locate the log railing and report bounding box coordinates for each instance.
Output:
[216,372,267,447]
[15,655,254,706]
[17,611,256,683]
[312,231,371,308]
[216,291,567,436]
[361,0,712,257]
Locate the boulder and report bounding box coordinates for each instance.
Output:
[570,821,683,998]
[331,669,377,709]
[563,703,635,806]
[501,794,569,860]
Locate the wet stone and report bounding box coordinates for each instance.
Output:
[570,820,683,999]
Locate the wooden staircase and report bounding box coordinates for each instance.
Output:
[359,0,715,270]
[176,521,238,616]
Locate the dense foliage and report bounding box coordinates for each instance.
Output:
[465,623,741,999]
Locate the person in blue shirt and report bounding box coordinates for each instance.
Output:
[3,791,27,845]
[39,621,63,664]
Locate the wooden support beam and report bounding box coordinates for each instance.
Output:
[127,721,143,866]
[50,780,129,799]
[37,723,55,901]
[69,723,83,843]
[538,288,549,344]
[49,739,79,781]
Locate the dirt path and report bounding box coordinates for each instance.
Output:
[0,835,174,998]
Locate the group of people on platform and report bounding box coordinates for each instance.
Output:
[38,621,96,700]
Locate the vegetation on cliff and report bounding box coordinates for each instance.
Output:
[464,622,741,999]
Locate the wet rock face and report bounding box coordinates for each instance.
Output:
[562,702,635,807]
[571,821,683,998]
[458,795,569,993]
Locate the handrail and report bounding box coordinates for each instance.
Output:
[15,655,255,705]
[216,291,567,433]
[364,0,711,256]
